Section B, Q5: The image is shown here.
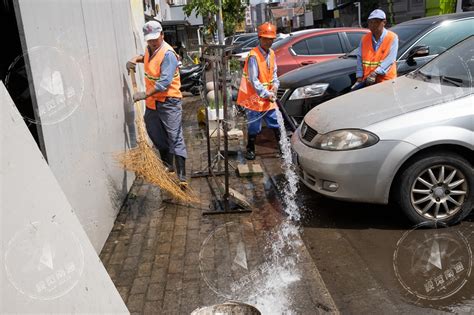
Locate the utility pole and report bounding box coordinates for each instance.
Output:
[215,0,225,44]
[354,2,361,27]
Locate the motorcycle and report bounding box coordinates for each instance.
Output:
[179,63,205,96]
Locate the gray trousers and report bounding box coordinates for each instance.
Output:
[144,97,187,159]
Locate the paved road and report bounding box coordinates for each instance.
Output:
[296,183,474,314]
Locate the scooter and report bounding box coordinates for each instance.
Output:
[179,63,205,96]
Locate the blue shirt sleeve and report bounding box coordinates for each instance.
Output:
[273,58,279,90]
[155,51,178,91]
[356,42,363,78]
[248,56,271,99]
[375,34,398,75]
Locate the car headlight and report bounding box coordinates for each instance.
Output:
[312,129,379,151]
[289,83,329,100]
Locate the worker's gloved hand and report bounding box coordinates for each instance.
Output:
[126,61,136,73]
[272,85,279,95]
[268,92,276,103]
[366,72,377,85]
[132,91,147,102]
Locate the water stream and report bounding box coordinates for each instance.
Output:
[246,109,305,313]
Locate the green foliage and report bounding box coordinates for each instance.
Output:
[184,0,248,37]
[229,58,241,72]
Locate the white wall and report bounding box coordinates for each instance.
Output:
[169,6,204,25]
[15,0,145,251]
[0,83,129,314]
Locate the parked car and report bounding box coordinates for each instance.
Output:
[273,28,369,76]
[225,33,257,46]
[278,12,474,127]
[232,34,290,62]
[231,36,259,55]
[291,36,474,226]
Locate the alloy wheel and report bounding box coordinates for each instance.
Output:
[410,164,468,220]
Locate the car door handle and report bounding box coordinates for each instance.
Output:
[301,61,316,65]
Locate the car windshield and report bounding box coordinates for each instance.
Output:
[346,24,428,57]
[414,36,474,88]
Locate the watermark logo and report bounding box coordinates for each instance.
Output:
[4,46,84,125]
[4,220,85,300]
[393,222,472,301]
[199,222,273,300]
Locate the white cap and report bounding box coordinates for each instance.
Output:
[368,9,386,20]
[143,21,162,41]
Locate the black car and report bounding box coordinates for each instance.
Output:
[277,12,474,128]
[225,33,257,46]
[231,36,259,54]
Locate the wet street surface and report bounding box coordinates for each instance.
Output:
[295,183,474,314]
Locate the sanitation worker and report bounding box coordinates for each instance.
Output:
[237,22,281,160]
[126,20,188,187]
[353,9,399,90]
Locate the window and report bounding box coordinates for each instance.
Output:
[346,32,366,50]
[418,37,474,88]
[292,40,309,55]
[306,34,343,55]
[411,19,474,56]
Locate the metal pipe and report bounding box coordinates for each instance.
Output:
[354,2,361,28]
[222,51,229,212]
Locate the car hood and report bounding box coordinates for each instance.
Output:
[279,56,357,88]
[304,75,470,134]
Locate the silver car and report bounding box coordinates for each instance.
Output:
[291,36,474,225]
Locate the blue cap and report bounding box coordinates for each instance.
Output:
[368,9,386,20]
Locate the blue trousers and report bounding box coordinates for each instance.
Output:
[246,109,280,136]
[144,98,187,158]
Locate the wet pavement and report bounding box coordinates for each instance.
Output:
[99,95,338,314]
[292,183,474,314]
[100,92,473,314]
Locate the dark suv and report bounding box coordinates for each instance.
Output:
[277,12,474,128]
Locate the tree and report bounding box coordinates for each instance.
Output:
[184,0,248,37]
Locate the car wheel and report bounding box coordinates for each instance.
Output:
[397,152,473,226]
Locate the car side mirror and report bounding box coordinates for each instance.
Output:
[407,46,430,62]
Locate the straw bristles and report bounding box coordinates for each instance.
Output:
[116,103,198,204]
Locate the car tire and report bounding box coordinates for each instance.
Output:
[397,152,473,226]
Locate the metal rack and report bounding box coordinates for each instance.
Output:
[193,44,250,214]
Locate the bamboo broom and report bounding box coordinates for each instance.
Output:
[116,69,197,204]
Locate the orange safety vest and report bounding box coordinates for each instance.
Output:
[144,42,182,110]
[361,30,397,83]
[237,47,277,112]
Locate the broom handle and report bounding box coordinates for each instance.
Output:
[130,68,139,95]
[129,67,147,143]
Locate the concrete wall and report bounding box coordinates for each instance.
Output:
[1,82,129,314]
[14,0,146,251]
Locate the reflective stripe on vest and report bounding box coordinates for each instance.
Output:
[361,31,397,82]
[144,42,182,110]
[236,47,277,112]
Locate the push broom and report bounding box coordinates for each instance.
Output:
[116,69,197,204]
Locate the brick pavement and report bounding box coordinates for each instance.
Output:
[100,94,338,314]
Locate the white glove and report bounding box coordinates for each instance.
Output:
[366,72,377,85]
[268,92,276,102]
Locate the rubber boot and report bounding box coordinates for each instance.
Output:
[245,134,257,160]
[273,128,282,157]
[159,150,175,173]
[175,155,188,188]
